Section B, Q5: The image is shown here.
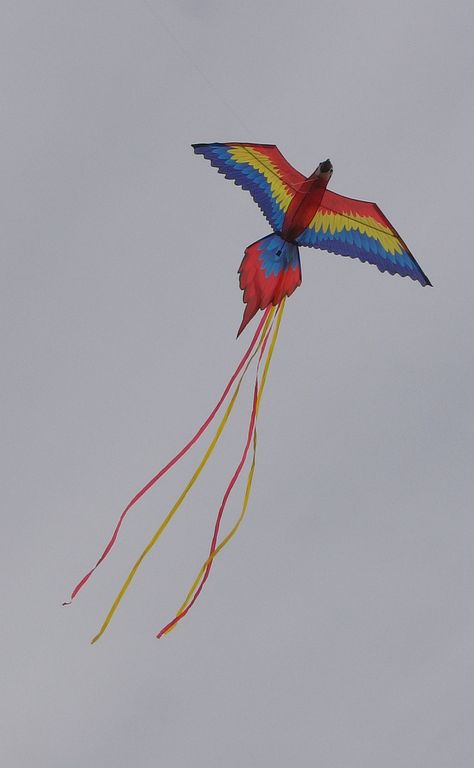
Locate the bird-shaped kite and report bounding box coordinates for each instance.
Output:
[193,143,431,335]
[65,144,431,642]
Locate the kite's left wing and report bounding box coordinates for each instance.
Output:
[297,189,431,286]
[193,143,305,232]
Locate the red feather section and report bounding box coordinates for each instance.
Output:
[237,234,301,335]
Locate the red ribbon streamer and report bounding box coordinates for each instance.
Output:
[157,321,273,637]
[65,307,272,605]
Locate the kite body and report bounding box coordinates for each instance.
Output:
[193,143,431,334]
[281,161,331,240]
[66,144,431,643]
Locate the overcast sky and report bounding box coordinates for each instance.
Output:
[1,1,473,766]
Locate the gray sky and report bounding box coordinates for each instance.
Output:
[1,1,473,766]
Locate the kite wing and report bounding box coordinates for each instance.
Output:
[297,189,431,286]
[193,143,305,232]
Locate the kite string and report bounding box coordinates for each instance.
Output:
[65,307,272,605]
[140,0,256,137]
[158,298,286,637]
[90,307,276,644]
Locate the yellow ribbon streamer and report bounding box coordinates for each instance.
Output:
[166,298,286,628]
[91,306,277,644]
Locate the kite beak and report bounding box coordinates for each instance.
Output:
[318,159,333,180]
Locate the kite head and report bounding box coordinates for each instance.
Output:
[318,158,333,180]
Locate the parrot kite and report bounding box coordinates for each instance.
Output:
[192,143,431,335]
[65,144,430,642]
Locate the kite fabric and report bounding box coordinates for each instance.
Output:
[193,144,431,334]
[65,144,430,642]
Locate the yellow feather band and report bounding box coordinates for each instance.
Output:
[229,146,293,212]
[310,210,403,254]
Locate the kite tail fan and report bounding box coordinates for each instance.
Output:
[237,233,301,336]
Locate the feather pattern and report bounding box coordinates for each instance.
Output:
[297,189,431,286]
[193,143,305,231]
[237,233,301,335]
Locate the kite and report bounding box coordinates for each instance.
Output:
[65,144,431,642]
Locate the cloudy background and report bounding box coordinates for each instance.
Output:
[1,1,473,765]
